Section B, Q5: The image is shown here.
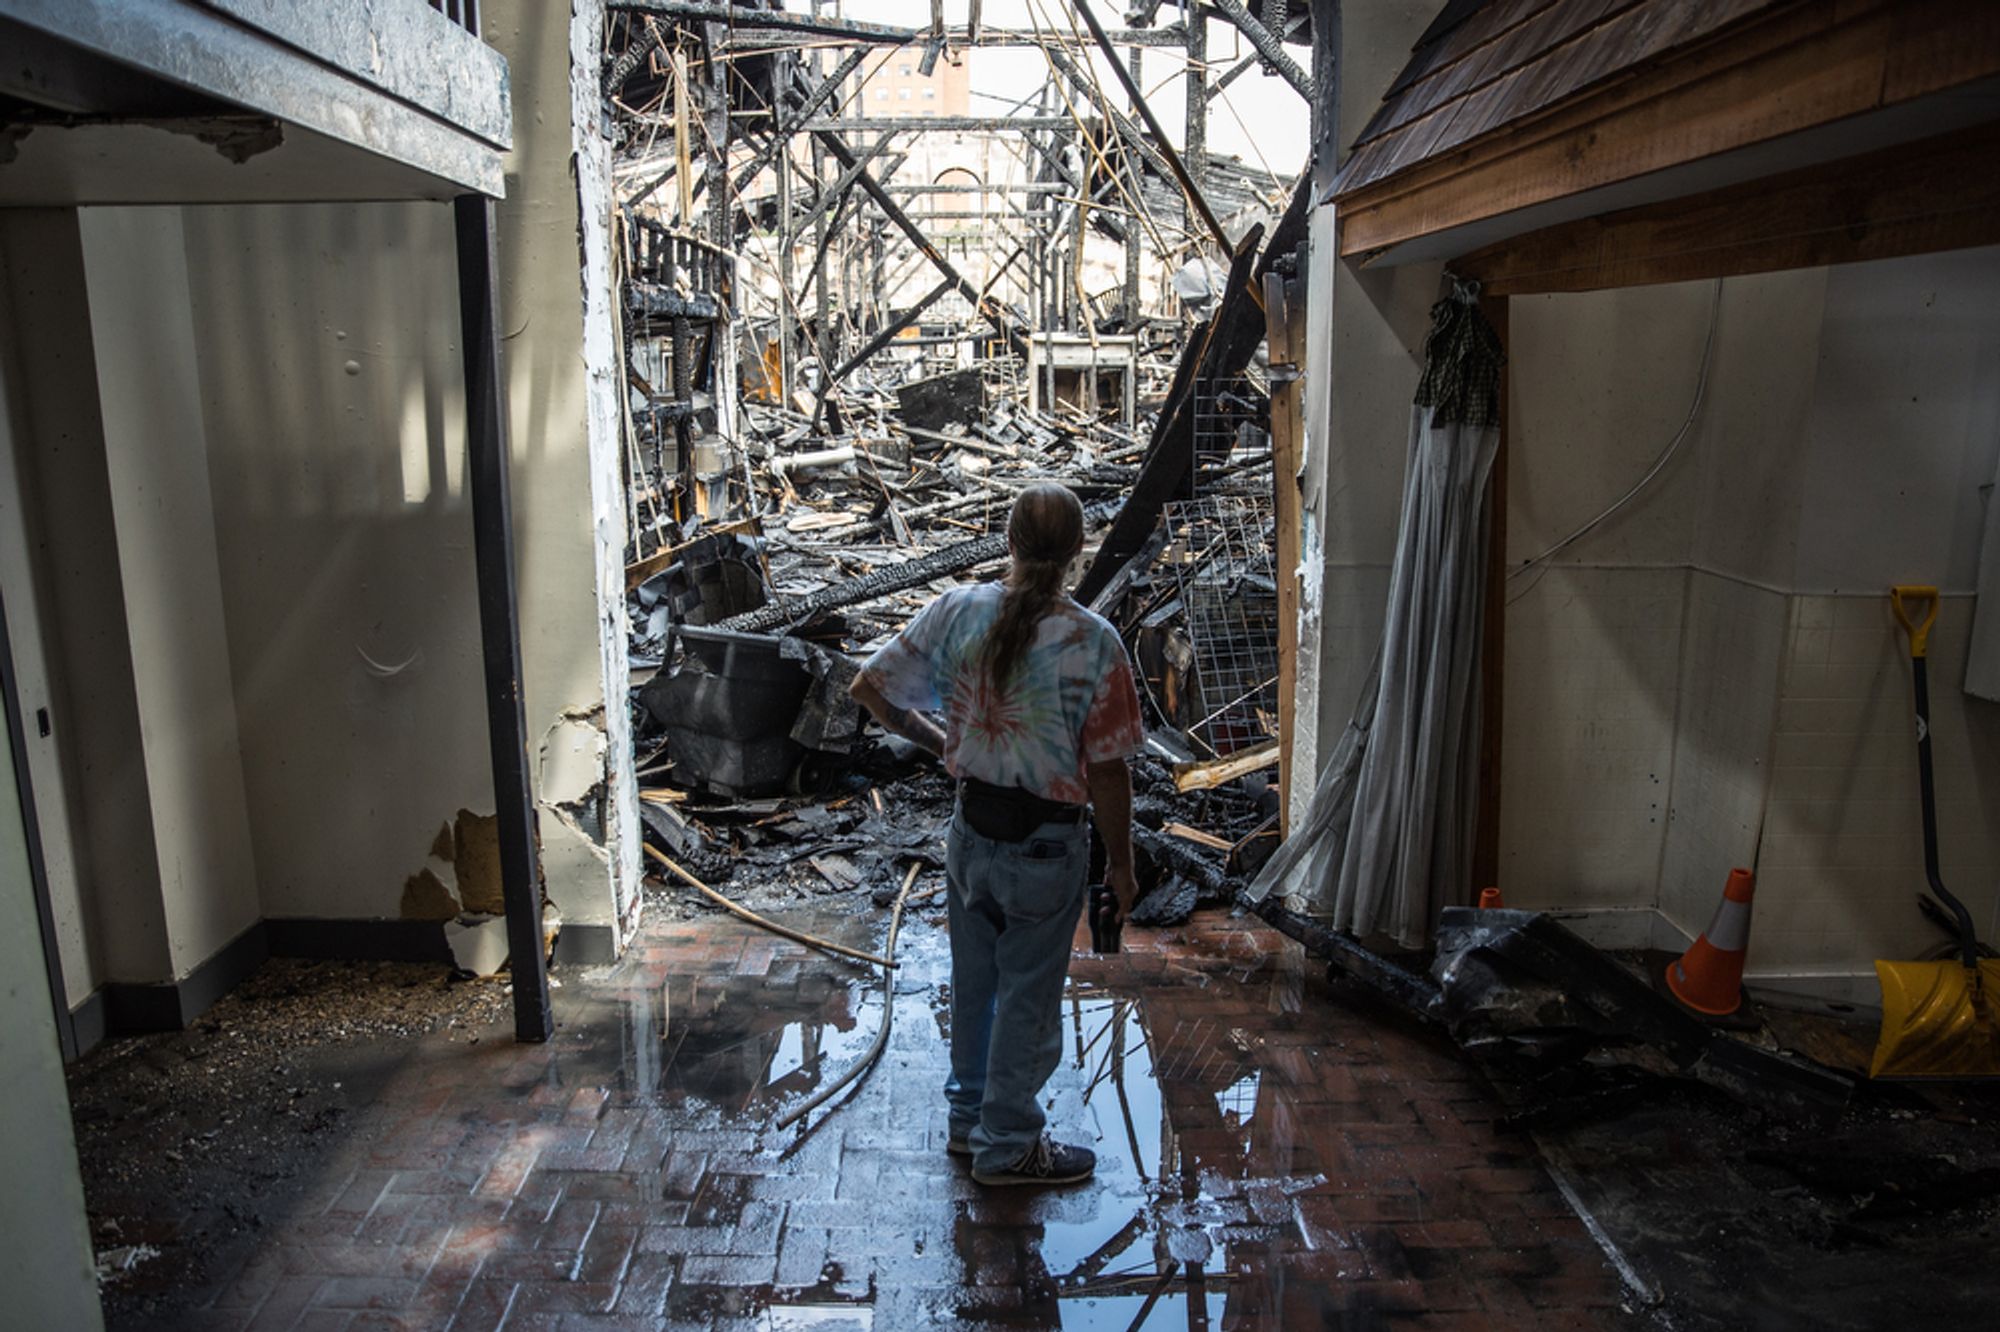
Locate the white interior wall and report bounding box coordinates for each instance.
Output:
[1655,270,1826,935]
[1501,280,1717,911]
[1753,250,2000,981]
[0,223,98,1006]
[79,208,263,975]
[180,201,492,924]
[487,0,640,935]
[1494,250,2000,988]
[0,211,173,988]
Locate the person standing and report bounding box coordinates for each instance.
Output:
[850,482,1143,1186]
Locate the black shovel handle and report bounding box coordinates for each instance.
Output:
[1894,586,1978,971]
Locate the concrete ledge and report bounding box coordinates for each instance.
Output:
[265,917,450,964]
[552,922,619,966]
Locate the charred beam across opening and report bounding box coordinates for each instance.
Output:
[607,2,1191,48]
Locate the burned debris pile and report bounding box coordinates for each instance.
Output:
[624,347,1288,921]
[604,4,1304,920]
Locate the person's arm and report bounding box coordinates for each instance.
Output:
[851,673,946,758]
[1086,758,1137,921]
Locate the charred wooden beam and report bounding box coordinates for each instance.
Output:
[818,276,955,395]
[1246,895,1443,1025]
[1073,0,1228,253]
[452,195,552,1045]
[607,2,1188,47]
[801,115,1074,133]
[720,504,1115,635]
[811,127,1022,350]
[1073,174,1311,604]
[787,133,898,238]
[1206,0,1316,101]
[626,282,722,321]
[1040,44,1173,197]
[728,46,868,199]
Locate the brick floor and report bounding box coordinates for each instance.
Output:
[137,901,1645,1330]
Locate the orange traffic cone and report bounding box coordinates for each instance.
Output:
[1478,886,1504,909]
[1666,868,1755,1017]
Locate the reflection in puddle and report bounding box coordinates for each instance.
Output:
[654,968,879,1112]
[1062,1291,1228,1329]
[764,1303,875,1330]
[1217,1072,1261,1129]
[615,912,1319,1329]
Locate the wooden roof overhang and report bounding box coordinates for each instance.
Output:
[1327,0,2000,295]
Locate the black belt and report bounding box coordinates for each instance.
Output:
[957,776,1085,842]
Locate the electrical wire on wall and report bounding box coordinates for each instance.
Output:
[1505,278,1724,606]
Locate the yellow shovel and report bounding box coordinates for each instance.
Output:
[1871,586,2000,1078]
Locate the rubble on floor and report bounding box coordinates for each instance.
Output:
[67,959,510,1327]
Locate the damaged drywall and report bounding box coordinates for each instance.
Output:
[400,808,564,976]
[537,704,615,872]
[398,867,458,922]
[398,809,504,923]
[571,0,646,946]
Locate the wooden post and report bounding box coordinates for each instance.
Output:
[1264,265,1306,836]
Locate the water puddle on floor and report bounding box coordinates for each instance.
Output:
[613,910,1324,1327]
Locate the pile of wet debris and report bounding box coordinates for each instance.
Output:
[1249,900,2000,1325]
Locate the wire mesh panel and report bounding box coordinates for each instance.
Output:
[1161,493,1280,758]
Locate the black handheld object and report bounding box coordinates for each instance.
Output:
[1088,882,1123,954]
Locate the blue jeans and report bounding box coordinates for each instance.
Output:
[944,805,1088,1172]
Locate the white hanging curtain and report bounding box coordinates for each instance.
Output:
[1248,284,1503,946]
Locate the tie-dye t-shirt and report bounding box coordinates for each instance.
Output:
[859,583,1144,805]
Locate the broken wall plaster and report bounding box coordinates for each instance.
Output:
[448,808,506,916]
[538,704,616,873]
[0,114,284,165]
[400,866,460,922]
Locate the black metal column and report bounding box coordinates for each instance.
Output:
[452,194,553,1044]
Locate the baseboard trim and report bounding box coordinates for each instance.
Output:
[553,922,619,965]
[265,917,451,964]
[1742,970,1883,1009]
[1540,907,1688,952]
[178,920,270,1023]
[65,912,622,1060]
[1539,906,1880,1007]
[100,981,184,1036]
[69,988,107,1058]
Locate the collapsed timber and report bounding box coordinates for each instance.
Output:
[623,202,1307,929]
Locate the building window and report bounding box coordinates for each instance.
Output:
[899,87,912,100]
[875,87,888,100]
[899,65,912,77]
[923,87,936,99]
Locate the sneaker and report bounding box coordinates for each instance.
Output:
[946,1134,972,1157]
[971,1136,1096,1187]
